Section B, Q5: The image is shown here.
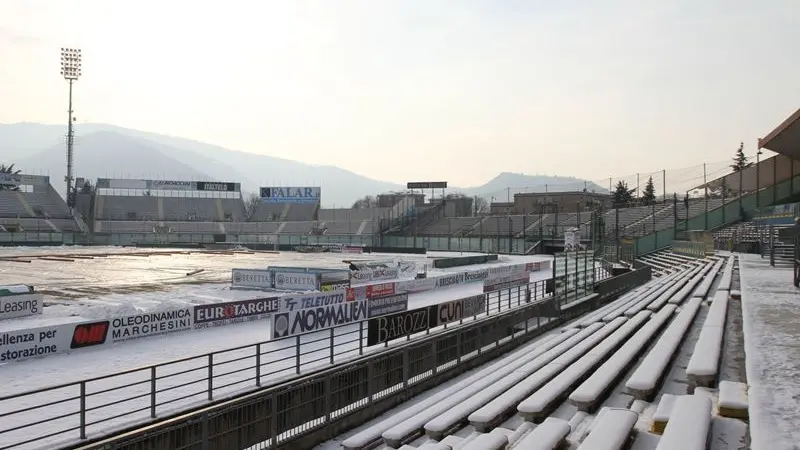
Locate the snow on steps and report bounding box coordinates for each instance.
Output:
[341,329,576,449]
[424,322,616,439]
[465,319,626,433]
[575,407,639,450]
[624,296,703,400]
[374,327,589,448]
[510,417,570,449]
[685,289,729,388]
[517,311,652,422]
[569,305,677,411]
[654,394,712,450]
[717,380,749,419]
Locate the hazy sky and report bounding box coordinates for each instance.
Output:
[1,0,799,187]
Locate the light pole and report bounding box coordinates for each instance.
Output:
[756,148,763,207]
[60,47,82,207]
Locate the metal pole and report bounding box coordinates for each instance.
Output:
[662,169,666,202]
[704,163,708,230]
[66,80,75,204]
[757,150,761,207]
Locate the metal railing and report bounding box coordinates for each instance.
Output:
[65,268,646,450]
[0,275,594,450]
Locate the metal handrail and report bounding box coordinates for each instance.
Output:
[0,272,604,450]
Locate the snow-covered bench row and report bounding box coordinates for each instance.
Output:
[341,328,582,449]
[569,304,677,411]
[622,270,686,317]
[718,380,748,419]
[466,319,628,433]
[667,263,708,305]
[654,394,712,450]
[691,257,724,299]
[717,255,735,291]
[460,428,509,450]
[645,270,691,311]
[575,407,639,450]
[377,324,605,447]
[598,272,676,324]
[685,289,729,388]
[585,284,657,326]
[517,311,652,422]
[513,417,571,449]
[624,296,703,400]
[650,393,677,434]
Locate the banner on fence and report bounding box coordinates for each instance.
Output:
[0,322,76,363]
[196,181,240,192]
[366,282,396,299]
[0,293,43,321]
[366,305,431,346]
[193,297,281,329]
[231,269,272,288]
[367,293,409,318]
[273,271,320,291]
[147,180,195,191]
[271,299,367,339]
[110,309,193,342]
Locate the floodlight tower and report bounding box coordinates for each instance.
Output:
[60,47,82,206]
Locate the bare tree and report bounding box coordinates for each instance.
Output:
[245,192,261,220]
[352,195,378,209]
[473,196,489,215]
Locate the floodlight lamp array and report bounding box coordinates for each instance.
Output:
[60,47,82,80]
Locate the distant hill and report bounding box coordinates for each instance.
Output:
[0,122,604,207]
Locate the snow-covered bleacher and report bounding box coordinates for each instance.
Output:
[337,251,742,450]
[685,289,729,388]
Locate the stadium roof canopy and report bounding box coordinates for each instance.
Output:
[759,108,800,159]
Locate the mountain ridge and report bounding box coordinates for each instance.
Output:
[0,122,606,207]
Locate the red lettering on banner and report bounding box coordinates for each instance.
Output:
[366,282,396,299]
[71,321,110,349]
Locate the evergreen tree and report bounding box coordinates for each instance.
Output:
[612,180,635,206]
[641,176,656,205]
[731,142,752,171]
[0,164,21,191]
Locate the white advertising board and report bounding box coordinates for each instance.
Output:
[0,293,44,320]
[0,322,75,363]
[273,271,320,291]
[110,309,193,342]
[231,269,272,288]
[271,299,367,339]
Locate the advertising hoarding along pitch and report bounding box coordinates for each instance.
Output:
[231,269,272,288]
[193,297,280,329]
[0,323,75,363]
[110,309,193,342]
[367,293,409,318]
[366,305,431,346]
[273,272,320,291]
[0,293,43,320]
[366,293,487,346]
[260,187,321,204]
[271,300,367,339]
[278,290,349,313]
